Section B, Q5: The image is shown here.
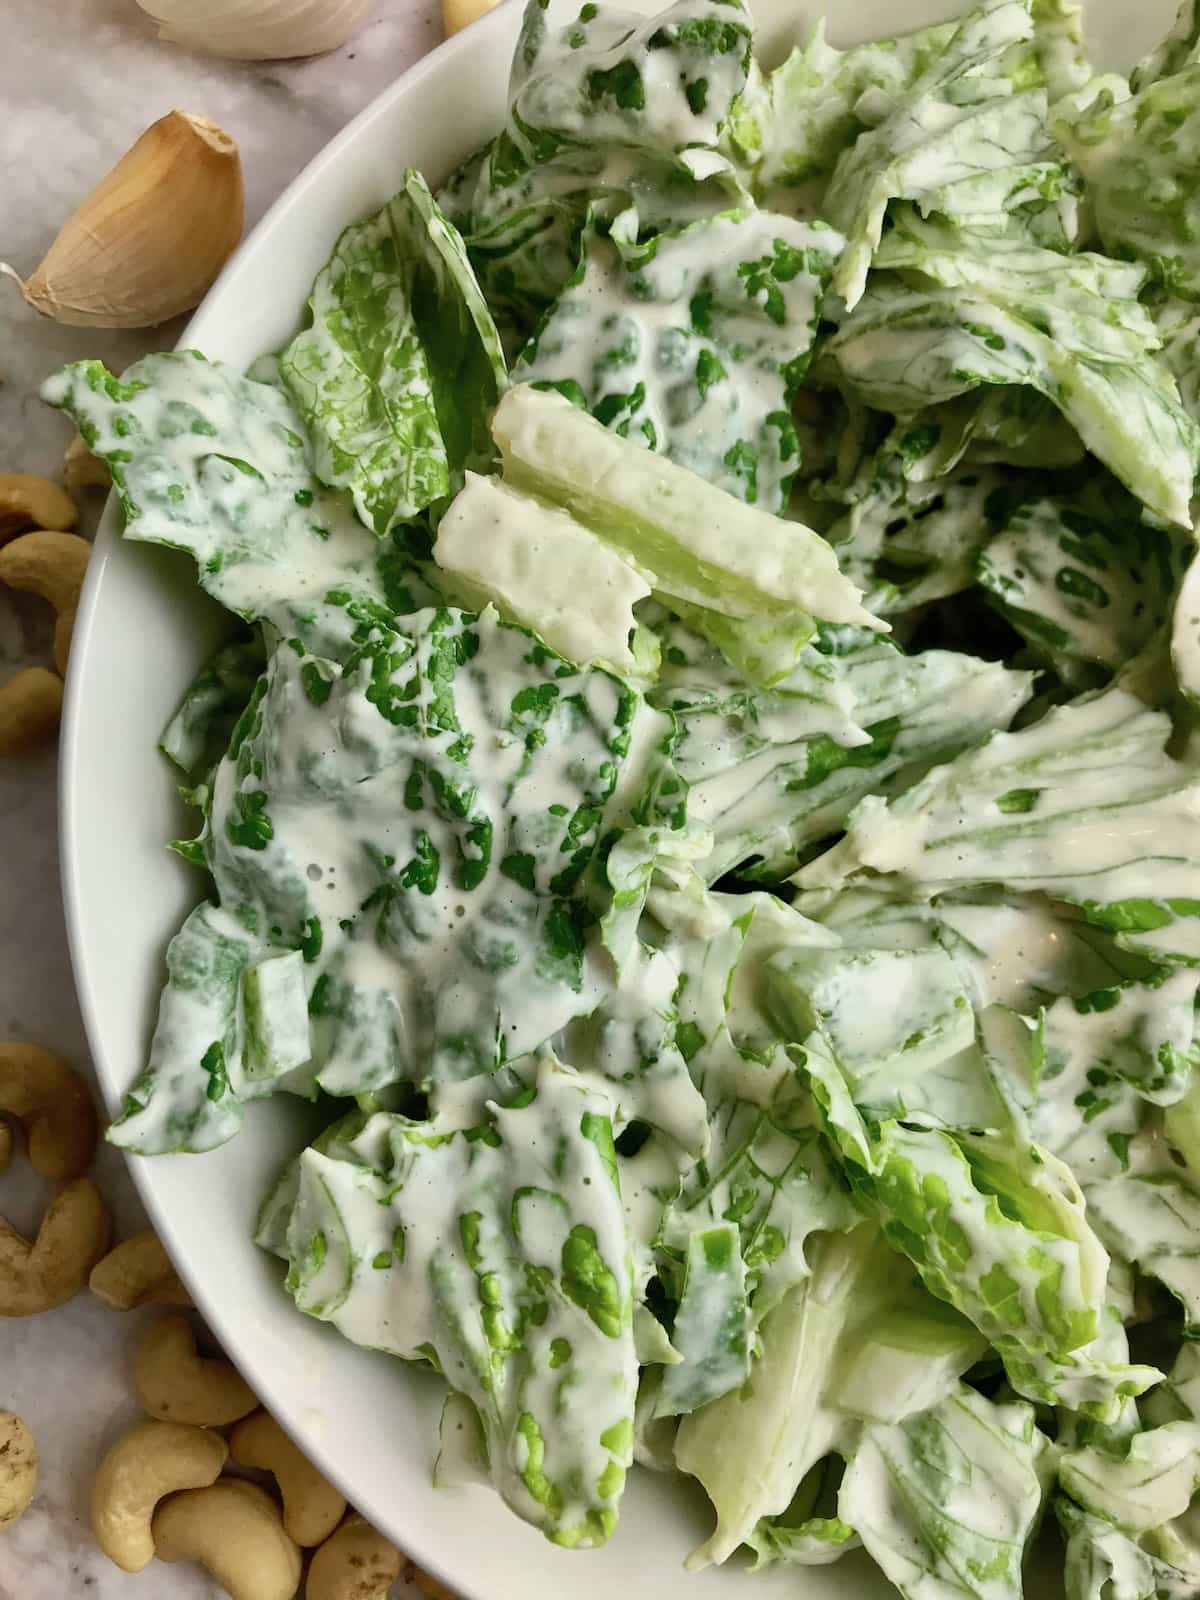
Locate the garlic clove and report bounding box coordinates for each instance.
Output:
[136,0,370,61]
[443,0,502,35]
[18,111,243,330]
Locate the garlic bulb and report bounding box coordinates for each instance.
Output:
[443,0,501,34]
[17,112,243,329]
[448,0,502,34]
[135,0,371,61]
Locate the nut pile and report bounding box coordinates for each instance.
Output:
[0,1034,457,1597]
[0,472,90,755]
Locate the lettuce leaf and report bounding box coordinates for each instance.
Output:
[278,1057,638,1549]
[825,213,1199,525]
[796,688,1200,965]
[655,618,1032,883]
[280,169,506,535]
[41,352,391,624]
[516,207,841,511]
[492,382,885,629]
[731,15,957,214]
[839,1385,1049,1600]
[446,0,755,336]
[1058,56,1200,301]
[821,0,1047,307]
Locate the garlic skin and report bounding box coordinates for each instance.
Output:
[136,0,371,61]
[443,0,501,35]
[19,112,243,329]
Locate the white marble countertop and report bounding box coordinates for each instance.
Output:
[0,4,454,1595]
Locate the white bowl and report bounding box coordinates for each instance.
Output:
[61,1,1176,1594]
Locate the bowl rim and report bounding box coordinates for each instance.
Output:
[58,8,533,1593]
[53,0,1168,1592]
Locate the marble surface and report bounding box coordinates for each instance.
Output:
[0,3,457,1595]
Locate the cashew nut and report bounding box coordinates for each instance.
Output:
[63,433,111,493]
[0,529,91,675]
[152,1478,302,1600]
[306,1514,403,1600]
[0,473,77,545]
[0,1177,111,1316]
[135,1313,258,1426]
[230,1411,345,1547]
[411,1565,459,1600]
[0,1041,97,1180]
[0,1413,37,1529]
[91,1418,227,1572]
[442,0,500,34]
[0,667,63,755]
[89,1231,191,1311]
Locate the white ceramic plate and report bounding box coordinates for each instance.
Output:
[61,1,1178,1594]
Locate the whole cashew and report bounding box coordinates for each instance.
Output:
[135,1313,257,1426]
[0,529,91,675]
[230,1411,345,1547]
[0,473,77,544]
[412,1565,459,1600]
[0,667,63,755]
[89,1231,191,1312]
[63,433,111,493]
[0,1412,37,1529]
[306,1514,403,1600]
[0,1178,111,1316]
[91,1418,227,1572]
[0,1041,97,1180]
[152,1478,302,1600]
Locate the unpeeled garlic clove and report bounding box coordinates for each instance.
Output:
[135,0,370,61]
[16,111,243,329]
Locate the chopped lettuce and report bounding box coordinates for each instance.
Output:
[445,0,755,337]
[977,493,1182,681]
[1058,53,1200,301]
[41,352,390,624]
[280,169,506,535]
[732,15,957,213]
[516,207,841,511]
[110,605,657,1149]
[278,1057,638,1548]
[822,0,1047,307]
[493,383,885,630]
[826,214,1200,526]
[70,0,1200,1584]
[797,688,1200,964]
[655,617,1032,882]
[839,1385,1048,1600]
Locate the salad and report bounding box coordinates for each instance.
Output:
[43,0,1200,1591]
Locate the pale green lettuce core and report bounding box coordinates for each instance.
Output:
[45,0,1200,1583]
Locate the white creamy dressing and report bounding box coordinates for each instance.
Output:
[798,690,1200,960]
[285,1057,637,1546]
[114,603,667,1151]
[515,208,842,510]
[663,630,1032,883]
[41,353,385,623]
